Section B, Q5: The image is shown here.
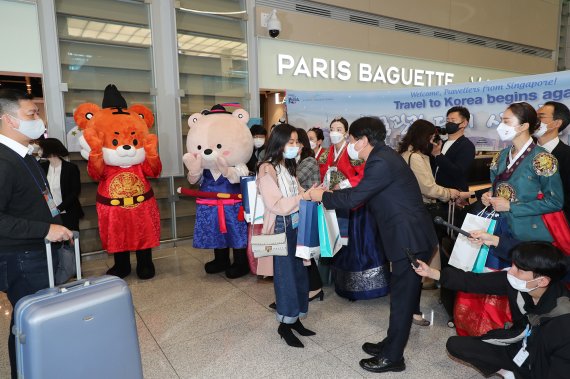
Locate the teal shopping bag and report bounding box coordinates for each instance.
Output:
[472,218,497,273]
[317,204,333,257]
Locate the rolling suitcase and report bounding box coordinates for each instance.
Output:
[13,233,143,379]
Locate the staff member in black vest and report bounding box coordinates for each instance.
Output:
[0,89,73,379]
[39,138,84,285]
[309,117,438,373]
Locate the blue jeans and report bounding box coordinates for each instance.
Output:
[273,213,309,324]
[0,248,50,379]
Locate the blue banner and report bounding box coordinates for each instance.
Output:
[286,71,570,151]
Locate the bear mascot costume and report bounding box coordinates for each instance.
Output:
[75,84,162,279]
[180,104,253,278]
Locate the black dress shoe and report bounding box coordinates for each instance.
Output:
[362,341,385,356]
[359,356,406,373]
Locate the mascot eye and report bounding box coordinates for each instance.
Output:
[133,139,138,146]
[86,113,93,120]
[197,145,202,150]
[217,144,222,149]
[112,139,118,146]
[131,132,135,135]
[138,114,144,119]
[238,114,243,119]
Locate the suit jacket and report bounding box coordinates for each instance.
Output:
[551,140,570,219]
[322,143,438,262]
[41,160,84,230]
[432,135,475,191]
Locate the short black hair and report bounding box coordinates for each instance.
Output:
[250,124,267,136]
[38,138,69,158]
[308,127,324,141]
[511,241,568,282]
[446,106,470,122]
[348,117,386,146]
[0,89,33,116]
[544,101,570,133]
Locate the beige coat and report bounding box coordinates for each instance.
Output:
[401,148,451,203]
[255,163,307,276]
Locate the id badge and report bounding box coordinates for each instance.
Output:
[291,212,299,229]
[513,347,529,367]
[43,189,60,218]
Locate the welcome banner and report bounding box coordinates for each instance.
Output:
[286,70,570,151]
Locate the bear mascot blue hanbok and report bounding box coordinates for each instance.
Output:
[179,104,253,278]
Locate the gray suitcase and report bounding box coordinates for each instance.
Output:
[13,233,143,379]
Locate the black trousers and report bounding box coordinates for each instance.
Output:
[446,336,531,379]
[381,250,431,361]
[308,258,322,291]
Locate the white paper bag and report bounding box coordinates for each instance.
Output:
[448,213,493,272]
[324,208,343,257]
[245,180,264,225]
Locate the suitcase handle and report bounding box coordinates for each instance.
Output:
[57,279,91,293]
[44,231,82,288]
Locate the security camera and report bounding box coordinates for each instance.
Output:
[267,9,281,38]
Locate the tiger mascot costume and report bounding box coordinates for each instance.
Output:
[75,84,161,279]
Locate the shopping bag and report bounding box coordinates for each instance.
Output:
[245,223,261,275]
[472,218,497,273]
[449,207,497,272]
[295,200,321,259]
[240,176,256,215]
[317,204,342,258]
[246,180,264,224]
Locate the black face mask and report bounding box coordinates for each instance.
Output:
[445,122,460,134]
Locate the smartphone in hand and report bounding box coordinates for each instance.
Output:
[405,248,419,269]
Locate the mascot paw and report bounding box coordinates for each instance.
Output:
[136,250,155,280]
[82,128,104,153]
[216,156,230,176]
[183,152,202,176]
[143,134,159,156]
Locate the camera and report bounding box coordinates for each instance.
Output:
[435,126,447,135]
[267,9,281,38]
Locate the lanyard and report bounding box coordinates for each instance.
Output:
[19,155,49,194]
[522,324,532,350]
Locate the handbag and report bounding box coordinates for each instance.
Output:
[250,185,288,258]
[295,200,320,259]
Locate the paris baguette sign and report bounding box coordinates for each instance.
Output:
[258,38,522,91]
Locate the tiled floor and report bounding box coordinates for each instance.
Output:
[0,242,493,378]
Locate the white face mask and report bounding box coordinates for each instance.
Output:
[533,122,549,138]
[506,273,542,293]
[309,141,317,150]
[253,138,265,148]
[496,122,518,142]
[329,131,344,144]
[10,115,46,140]
[283,146,299,159]
[347,141,362,160]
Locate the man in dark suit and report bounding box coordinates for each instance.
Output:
[431,106,476,192]
[309,117,438,373]
[536,101,570,220]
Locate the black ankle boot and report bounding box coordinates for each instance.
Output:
[205,249,231,274]
[225,248,250,279]
[136,249,155,280]
[106,252,131,278]
[277,323,303,348]
[291,319,316,336]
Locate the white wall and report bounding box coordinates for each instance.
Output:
[0,0,42,74]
